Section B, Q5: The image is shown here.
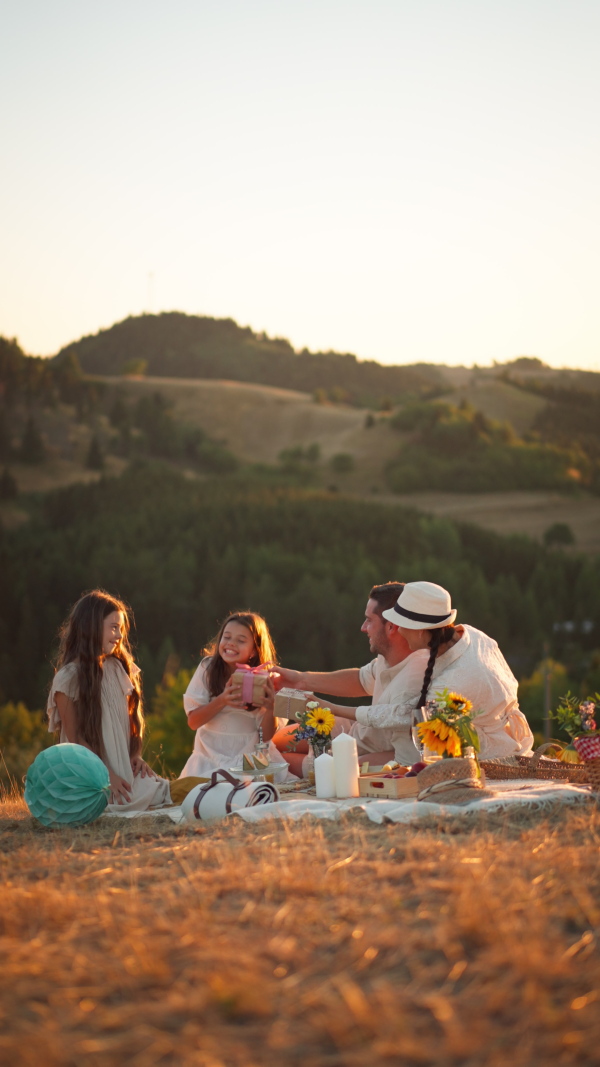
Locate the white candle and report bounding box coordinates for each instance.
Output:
[315,752,336,798]
[332,733,359,798]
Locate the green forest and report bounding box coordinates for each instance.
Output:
[1,463,600,778]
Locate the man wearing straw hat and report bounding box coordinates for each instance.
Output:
[274,581,428,772]
[275,580,532,773]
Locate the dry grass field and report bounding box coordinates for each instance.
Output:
[376,490,600,555]
[445,379,547,436]
[1,790,599,1067]
[106,375,401,471]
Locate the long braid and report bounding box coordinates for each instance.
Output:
[417,625,456,708]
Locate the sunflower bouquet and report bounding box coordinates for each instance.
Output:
[288,700,336,756]
[416,690,481,759]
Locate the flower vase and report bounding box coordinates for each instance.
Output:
[303,743,317,785]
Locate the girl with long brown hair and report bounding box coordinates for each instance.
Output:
[47,590,171,811]
[180,611,291,781]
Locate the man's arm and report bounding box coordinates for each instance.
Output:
[276,667,368,699]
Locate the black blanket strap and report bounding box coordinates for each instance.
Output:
[193,768,248,819]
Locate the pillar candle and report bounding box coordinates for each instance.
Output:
[332,733,359,798]
[314,752,336,798]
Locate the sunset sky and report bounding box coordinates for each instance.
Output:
[1,0,599,368]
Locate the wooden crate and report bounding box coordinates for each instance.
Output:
[358,773,419,799]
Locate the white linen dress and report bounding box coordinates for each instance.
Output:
[48,657,172,813]
[180,658,292,782]
[354,625,533,759]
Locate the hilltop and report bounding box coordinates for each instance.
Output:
[55,312,444,408]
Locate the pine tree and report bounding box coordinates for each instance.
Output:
[85,435,105,471]
[0,468,17,500]
[19,416,45,463]
[0,410,11,460]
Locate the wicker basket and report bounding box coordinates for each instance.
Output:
[585,758,600,792]
[481,743,593,785]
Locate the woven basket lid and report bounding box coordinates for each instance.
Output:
[417,757,491,806]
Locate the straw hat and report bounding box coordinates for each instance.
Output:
[416,758,491,806]
[382,580,457,630]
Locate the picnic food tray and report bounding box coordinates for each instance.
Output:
[358,773,420,799]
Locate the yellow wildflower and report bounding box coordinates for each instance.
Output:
[417,718,462,758]
[306,707,335,736]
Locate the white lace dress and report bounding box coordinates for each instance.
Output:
[47,657,172,813]
[180,658,292,782]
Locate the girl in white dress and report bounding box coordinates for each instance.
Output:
[47,590,172,813]
[180,612,291,781]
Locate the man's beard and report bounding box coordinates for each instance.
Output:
[369,633,390,658]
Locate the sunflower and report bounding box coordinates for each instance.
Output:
[306,707,336,736]
[447,692,473,713]
[417,717,462,757]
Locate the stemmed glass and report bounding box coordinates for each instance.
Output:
[411,704,432,761]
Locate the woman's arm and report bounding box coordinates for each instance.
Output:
[186,675,244,730]
[318,700,357,721]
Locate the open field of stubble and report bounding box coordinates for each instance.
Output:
[1,794,600,1067]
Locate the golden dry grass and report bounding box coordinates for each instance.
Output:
[447,379,547,436]
[1,791,599,1067]
[375,490,600,554]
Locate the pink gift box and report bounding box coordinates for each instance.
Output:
[232,665,270,706]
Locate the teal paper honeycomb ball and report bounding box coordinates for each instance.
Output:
[25,744,111,827]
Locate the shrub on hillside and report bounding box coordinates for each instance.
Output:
[543,523,575,548]
[0,702,53,789]
[387,400,588,493]
[145,669,194,777]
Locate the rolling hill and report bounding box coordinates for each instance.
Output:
[55,312,444,407]
[4,316,600,550]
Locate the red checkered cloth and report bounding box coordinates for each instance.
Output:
[573,734,600,761]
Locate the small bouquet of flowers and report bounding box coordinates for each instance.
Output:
[416,690,481,759]
[552,694,600,764]
[287,700,335,756]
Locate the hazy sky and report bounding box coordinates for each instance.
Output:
[1,0,599,368]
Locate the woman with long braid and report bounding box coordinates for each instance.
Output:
[325,582,533,759]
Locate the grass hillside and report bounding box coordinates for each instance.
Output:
[4,325,600,549]
[101,371,401,480]
[3,371,600,551]
[444,379,547,436]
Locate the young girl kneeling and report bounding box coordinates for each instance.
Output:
[47,590,172,812]
[180,612,291,782]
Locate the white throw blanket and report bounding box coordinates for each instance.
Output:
[103,779,593,824]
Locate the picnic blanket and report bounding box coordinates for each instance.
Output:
[103,778,594,824]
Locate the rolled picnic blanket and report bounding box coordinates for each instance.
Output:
[181,769,279,822]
